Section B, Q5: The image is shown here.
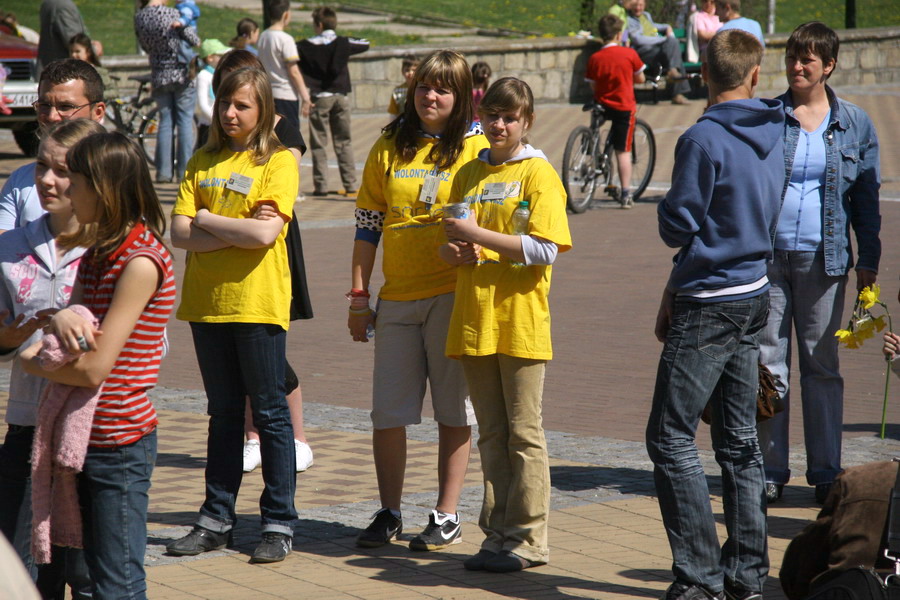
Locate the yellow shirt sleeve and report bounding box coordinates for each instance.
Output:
[357,135,390,213]
[173,153,202,218]
[259,150,299,222]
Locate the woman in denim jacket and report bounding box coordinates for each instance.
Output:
[759,21,881,505]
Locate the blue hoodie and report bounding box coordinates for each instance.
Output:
[658,97,785,298]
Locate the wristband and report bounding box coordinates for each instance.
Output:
[346,289,370,298]
[349,306,373,316]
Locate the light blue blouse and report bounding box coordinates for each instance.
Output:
[775,109,830,252]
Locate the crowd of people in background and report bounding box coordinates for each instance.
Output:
[0,1,886,600]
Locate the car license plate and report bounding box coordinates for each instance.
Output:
[5,93,37,109]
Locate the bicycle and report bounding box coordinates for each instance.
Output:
[561,102,656,214]
[104,73,159,164]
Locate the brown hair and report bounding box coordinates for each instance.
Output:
[212,49,264,95]
[69,33,101,67]
[265,0,290,23]
[205,68,284,165]
[477,77,535,129]
[597,15,624,42]
[63,132,166,260]
[786,21,839,79]
[312,6,337,30]
[471,61,492,91]
[230,17,259,50]
[39,58,104,104]
[706,29,763,91]
[401,54,419,73]
[384,49,474,171]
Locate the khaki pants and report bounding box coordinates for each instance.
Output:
[461,354,550,564]
[309,94,357,193]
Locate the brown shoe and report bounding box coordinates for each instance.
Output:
[672,94,689,105]
[666,67,682,81]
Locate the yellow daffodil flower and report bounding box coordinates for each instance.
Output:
[835,329,859,348]
[875,315,888,332]
[857,317,875,333]
[859,284,881,309]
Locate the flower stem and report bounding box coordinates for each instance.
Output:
[884,355,891,439]
[882,307,893,440]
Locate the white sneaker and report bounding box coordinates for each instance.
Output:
[242,439,261,472]
[295,440,314,472]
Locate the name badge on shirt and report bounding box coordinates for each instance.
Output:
[225,173,254,195]
[418,173,441,205]
[481,182,506,201]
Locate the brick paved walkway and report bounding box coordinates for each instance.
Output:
[1,85,900,598]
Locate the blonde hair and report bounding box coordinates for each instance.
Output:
[64,132,166,261]
[205,68,284,165]
[385,49,474,171]
[39,119,107,248]
[706,29,763,91]
[477,77,535,128]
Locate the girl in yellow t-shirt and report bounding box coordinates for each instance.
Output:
[442,77,573,573]
[168,68,299,563]
[348,50,487,551]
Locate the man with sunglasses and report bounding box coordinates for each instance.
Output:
[0,58,105,233]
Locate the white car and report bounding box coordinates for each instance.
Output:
[0,31,39,156]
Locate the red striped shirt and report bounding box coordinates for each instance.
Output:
[78,223,176,447]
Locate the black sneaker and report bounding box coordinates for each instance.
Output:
[724,585,763,600]
[620,190,633,209]
[409,510,462,551]
[166,526,230,556]
[662,582,724,600]
[356,508,402,548]
[250,532,292,563]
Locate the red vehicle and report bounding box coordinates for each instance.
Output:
[0,30,39,156]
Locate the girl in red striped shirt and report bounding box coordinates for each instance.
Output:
[21,132,176,600]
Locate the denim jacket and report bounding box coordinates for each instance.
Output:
[777,87,881,276]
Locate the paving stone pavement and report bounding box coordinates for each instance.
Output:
[2,84,900,598]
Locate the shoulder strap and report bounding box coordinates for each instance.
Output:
[888,462,900,556]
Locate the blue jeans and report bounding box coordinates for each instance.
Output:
[646,293,769,593]
[0,425,93,599]
[153,81,196,181]
[78,431,157,600]
[757,251,847,486]
[0,424,34,573]
[190,323,296,536]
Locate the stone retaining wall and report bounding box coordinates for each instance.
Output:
[105,26,900,112]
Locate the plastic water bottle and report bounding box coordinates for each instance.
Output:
[367,310,376,339]
[511,200,530,266]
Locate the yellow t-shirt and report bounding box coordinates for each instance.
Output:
[357,132,488,301]
[172,147,298,330]
[445,153,573,360]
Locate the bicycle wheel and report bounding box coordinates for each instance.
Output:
[629,119,656,200]
[562,126,600,213]
[135,107,159,165]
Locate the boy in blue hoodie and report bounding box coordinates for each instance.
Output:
[647,29,784,600]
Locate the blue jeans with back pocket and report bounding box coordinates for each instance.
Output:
[646,293,770,593]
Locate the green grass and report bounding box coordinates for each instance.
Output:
[4,1,420,56]
[3,0,898,56]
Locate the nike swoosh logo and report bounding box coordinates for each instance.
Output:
[441,523,460,541]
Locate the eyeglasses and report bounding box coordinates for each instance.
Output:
[32,100,95,117]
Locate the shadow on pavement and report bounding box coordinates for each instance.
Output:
[343,550,662,599]
[550,465,656,497]
[842,423,900,439]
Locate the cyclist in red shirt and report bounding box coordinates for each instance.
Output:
[585,14,646,208]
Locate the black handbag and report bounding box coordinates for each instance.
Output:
[804,465,900,600]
